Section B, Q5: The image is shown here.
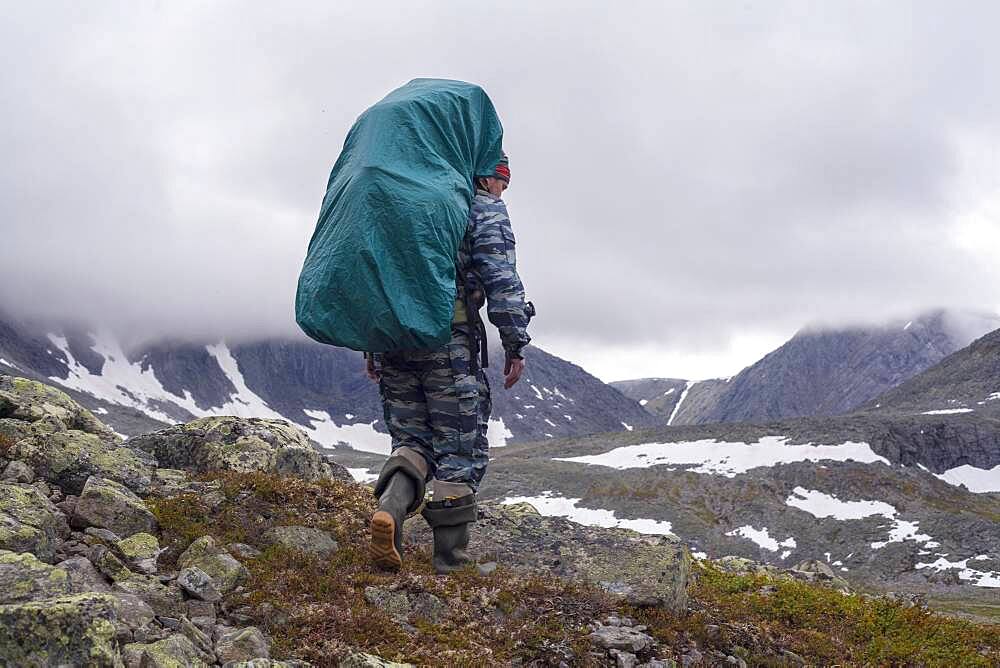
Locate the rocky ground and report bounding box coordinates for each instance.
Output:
[1,373,999,666]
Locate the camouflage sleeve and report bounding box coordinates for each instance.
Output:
[468,198,532,357]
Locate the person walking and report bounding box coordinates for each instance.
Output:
[368,156,533,573]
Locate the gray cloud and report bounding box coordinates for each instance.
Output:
[2,1,999,371]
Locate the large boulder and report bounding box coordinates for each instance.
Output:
[0,482,69,562]
[407,502,692,612]
[72,476,157,537]
[129,416,334,481]
[0,592,121,667]
[13,430,153,496]
[178,535,248,595]
[215,626,270,664]
[0,375,117,440]
[0,550,72,603]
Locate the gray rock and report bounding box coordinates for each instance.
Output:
[410,592,446,623]
[112,591,156,629]
[113,575,185,618]
[85,526,122,544]
[262,525,338,558]
[339,653,414,668]
[226,542,263,560]
[123,633,207,668]
[57,555,112,592]
[178,566,222,602]
[2,460,34,483]
[178,536,248,595]
[115,531,161,574]
[12,430,152,495]
[0,482,69,562]
[609,649,638,668]
[215,626,271,664]
[364,586,412,620]
[129,416,334,481]
[0,550,71,603]
[417,503,691,612]
[180,614,216,662]
[477,561,498,576]
[589,624,655,653]
[0,592,121,666]
[72,476,157,537]
[0,376,117,439]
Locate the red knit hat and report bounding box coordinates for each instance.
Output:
[493,155,510,183]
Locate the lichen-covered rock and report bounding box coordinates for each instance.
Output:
[58,555,113,592]
[407,502,691,612]
[116,532,161,574]
[13,430,152,495]
[113,575,185,618]
[0,550,71,603]
[0,481,69,562]
[123,633,208,668]
[178,536,248,595]
[215,626,270,664]
[110,591,156,630]
[2,459,35,483]
[73,476,157,537]
[0,375,117,440]
[589,623,656,652]
[0,592,121,667]
[363,586,411,621]
[262,525,338,558]
[339,652,414,668]
[129,416,334,481]
[177,566,221,602]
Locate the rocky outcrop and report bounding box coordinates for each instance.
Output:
[0,375,117,440]
[178,536,248,596]
[129,416,337,481]
[72,476,158,538]
[0,592,121,667]
[405,501,692,612]
[0,482,68,562]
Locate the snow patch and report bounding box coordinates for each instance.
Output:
[487,417,513,448]
[667,380,694,426]
[621,422,633,432]
[530,384,544,400]
[726,525,796,553]
[639,399,648,406]
[935,464,1000,493]
[786,487,895,520]
[916,557,1000,588]
[0,358,20,370]
[346,468,378,484]
[555,436,889,477]
[921,408,973,415]
[871,520,932,550]
[302,409,391,454]
[501,492,674,536]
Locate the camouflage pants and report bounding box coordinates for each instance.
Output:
[377,324,492,491]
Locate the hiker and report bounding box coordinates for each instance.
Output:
[367,156,534,573]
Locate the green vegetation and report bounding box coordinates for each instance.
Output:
[151,472,1000,667]
[635,565,1000,668]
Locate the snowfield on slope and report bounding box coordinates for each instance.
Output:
[501,491,675,536]
[554,436,889,477]
[934,464,1000,493]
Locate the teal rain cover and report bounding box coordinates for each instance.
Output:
[295,78,505,351]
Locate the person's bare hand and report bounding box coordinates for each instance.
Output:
[504,356,525,389]
[366,356,380,382]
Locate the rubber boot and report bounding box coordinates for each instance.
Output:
[431,522,473,574]
[421,494,477,575]
[370,472,417,570]
[370,451,426,571]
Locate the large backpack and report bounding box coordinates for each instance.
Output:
[295,79,505,352]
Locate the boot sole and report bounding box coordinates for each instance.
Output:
[370,511,402,571]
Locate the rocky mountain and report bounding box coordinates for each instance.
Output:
[0,311,654,452]
[614,309,1000,426]
[471,331,1000,616]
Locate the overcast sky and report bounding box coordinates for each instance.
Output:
[3,2,1000,381]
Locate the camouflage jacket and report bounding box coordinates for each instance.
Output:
[456,189,532,357]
